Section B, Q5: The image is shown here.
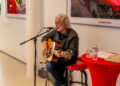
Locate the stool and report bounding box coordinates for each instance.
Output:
[66,57,88,86]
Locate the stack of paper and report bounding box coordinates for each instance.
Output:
[98,51,113,59]
[105,55,120,63]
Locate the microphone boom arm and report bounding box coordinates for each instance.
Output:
[20,29,51,45]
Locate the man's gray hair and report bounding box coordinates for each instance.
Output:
[56,13,71,28]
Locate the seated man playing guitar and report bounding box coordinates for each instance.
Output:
[41,13,79,86]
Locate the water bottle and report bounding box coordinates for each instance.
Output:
[91,43,98,60]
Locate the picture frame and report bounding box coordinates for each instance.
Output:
[67,0,120,27]
[6,0,26,19]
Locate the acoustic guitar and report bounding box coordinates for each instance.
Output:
[42,38,72,63]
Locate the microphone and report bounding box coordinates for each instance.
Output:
[37,27,55,35]
[44,27,55,30]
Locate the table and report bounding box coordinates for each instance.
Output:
[81,54,120,86]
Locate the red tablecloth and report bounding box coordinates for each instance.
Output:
[81,54,120,86]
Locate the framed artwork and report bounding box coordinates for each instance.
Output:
[0,0,1,14]
[7,0,26,18]
[67,0,120,27]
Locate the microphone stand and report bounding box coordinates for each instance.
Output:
[20,29,51,86]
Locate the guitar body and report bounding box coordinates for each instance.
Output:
[42,38,72,63]
[42,38,60,63]
[42,55,58,63]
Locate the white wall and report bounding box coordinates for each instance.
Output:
[0,0,120,86]
[0,0,26,62]
[43,0,120,86]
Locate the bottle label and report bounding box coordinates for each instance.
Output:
[92,48,98,52]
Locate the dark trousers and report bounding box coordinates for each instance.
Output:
[46,62,66,86]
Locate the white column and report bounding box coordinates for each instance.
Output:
[26,0,39,78]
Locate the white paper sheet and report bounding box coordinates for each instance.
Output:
[98,51,114,59]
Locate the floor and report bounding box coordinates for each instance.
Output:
[0,52,53,86]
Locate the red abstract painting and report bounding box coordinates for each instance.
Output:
[7,0,26,14]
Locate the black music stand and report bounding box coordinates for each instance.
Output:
[20,29,51,86]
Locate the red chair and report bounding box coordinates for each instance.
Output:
[66,57,88,86]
